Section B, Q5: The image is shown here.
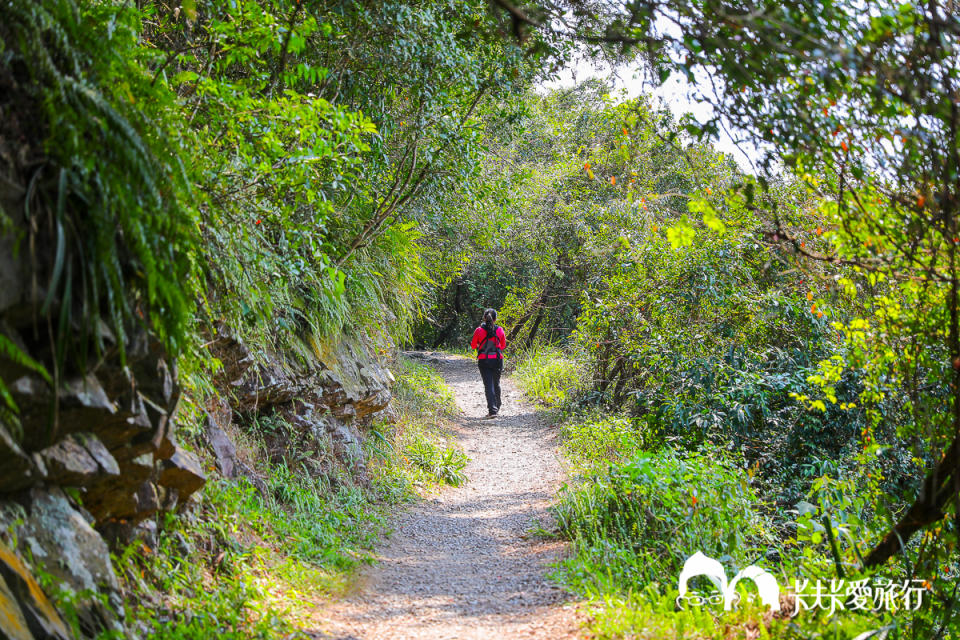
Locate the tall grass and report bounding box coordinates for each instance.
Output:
[513,346,584,406]
[550,407,923,638]
[560,412,657,471]
[367,357,467,497]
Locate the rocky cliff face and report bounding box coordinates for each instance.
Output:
[203,327,395,493]
[0,303,395,639]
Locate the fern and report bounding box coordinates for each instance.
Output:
[1,0,200,370]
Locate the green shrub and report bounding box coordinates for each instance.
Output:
[367,356,468,494]
[393,357,459,418]
[404,440,468,487]
[125,474,375,640]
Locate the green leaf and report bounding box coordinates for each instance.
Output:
[666,217,696,248]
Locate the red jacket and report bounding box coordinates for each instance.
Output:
[471,325,506,359]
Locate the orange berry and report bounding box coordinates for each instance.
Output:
[810,303,818,313]
[917,194,926,207]
[816,226,823,235]
[817,311,824,318]
[841,140,848,151]
[807,292,813,301]
[610,176,616,185]
[800,240,806,248]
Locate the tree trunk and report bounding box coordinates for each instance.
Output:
[524,307,545,350]
[865,435,959,567]
[431,281,462,348]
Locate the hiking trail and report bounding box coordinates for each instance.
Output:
[312,352,581,639]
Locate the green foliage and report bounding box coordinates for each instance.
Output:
[368,356,467,494]
[1,0,199,360]
[555,446,774,597]
[127,502,310,639]
[0,334,51,434]
[8,0,959,635]
[105,354,465,637]
[403,439,468,487]
[559,412,656,471]
[513,346,583,406]
[514,0,960,578]
[393,357,459,417]
[0,0,547,426]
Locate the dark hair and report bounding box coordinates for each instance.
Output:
[482,308,497,326]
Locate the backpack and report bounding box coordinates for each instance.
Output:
[478,324,502,361]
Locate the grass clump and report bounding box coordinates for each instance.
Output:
[560,412,658,470]
[514,346,583,406]
[120,469,385,639]
[403,440,468,487]
[393,357,459,417]
[367,357,466,496]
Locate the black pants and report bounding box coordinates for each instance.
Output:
[479,365,502,414]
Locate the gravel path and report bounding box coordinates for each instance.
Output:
[313,353,581,640]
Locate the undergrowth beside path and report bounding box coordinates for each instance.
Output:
[513,349,951,640]
[110,356,464,639]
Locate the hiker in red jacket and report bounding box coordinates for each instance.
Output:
[471,308,506,418]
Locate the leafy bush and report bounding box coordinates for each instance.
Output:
[367,356,468,496]
[404,440,468,487]
[119,472,381,640]
[393,357,459,419]
[1,0,199,359]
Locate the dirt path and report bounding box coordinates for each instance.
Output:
[313,353,581,640]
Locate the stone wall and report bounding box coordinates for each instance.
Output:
[0,308,395,639]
